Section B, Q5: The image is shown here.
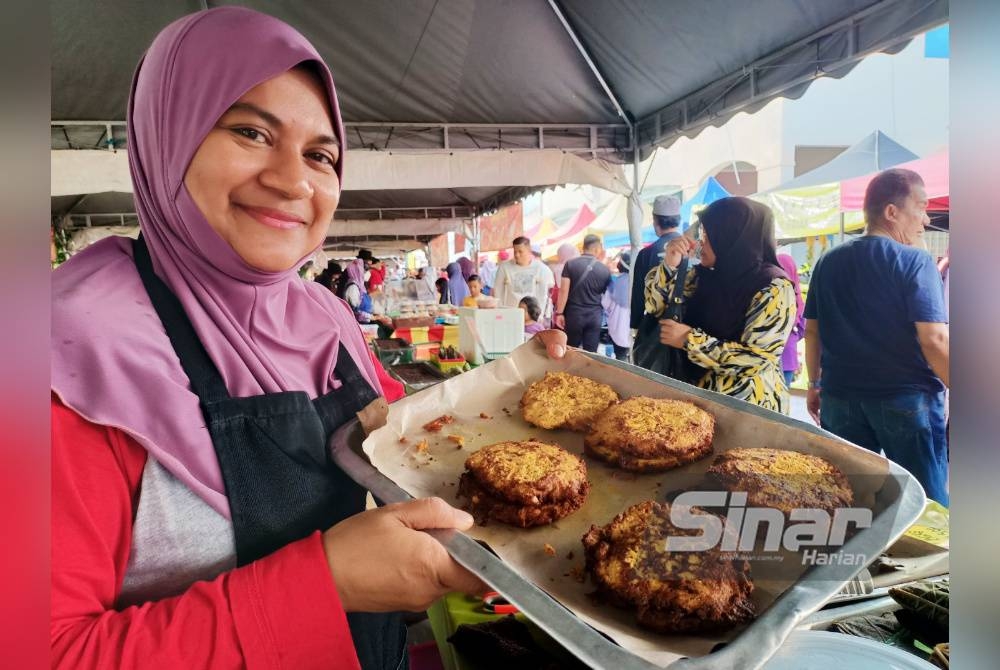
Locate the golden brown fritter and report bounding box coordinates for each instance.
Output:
[581,500,755,634]
[520,372,619,431]
[706,448,853,514]
[584,396,714,472]
[458,440,590,527]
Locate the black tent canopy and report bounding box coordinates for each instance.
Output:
[51,0,947,250]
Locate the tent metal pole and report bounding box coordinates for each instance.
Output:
[546,0,629,123]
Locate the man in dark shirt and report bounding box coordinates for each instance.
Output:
[629,195,683,331]
[804,168,949,504]
[554,235,611,352]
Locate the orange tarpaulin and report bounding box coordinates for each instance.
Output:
[480,202,524,252]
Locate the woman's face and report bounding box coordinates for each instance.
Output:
[184,68,340,273]
[699,230,716,269]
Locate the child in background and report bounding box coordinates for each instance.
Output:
[462,274,483,307]
[519,296,545,337]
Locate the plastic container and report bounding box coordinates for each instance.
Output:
[426,593,532,670]
[388,362,448,394]
[430,352,467,375]
[373,338,414,366]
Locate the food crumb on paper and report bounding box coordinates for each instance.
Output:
[479,412,492,419]
[446,434,465,448]
[543,543,556,557]
[422,415,455,432]
[415,439,429,453]
[569,566,586,583]
[398,436,408,444]
[565,551,574,560]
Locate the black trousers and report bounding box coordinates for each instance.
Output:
[564,307,603,352]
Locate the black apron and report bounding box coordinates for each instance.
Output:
[133,237,406,670]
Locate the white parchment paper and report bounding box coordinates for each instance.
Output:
[363,340,893,665]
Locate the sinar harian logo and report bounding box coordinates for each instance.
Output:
[664,491,872,565]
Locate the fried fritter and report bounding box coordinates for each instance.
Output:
[584,396,714,471]
[706,447,853,514]
[520,372,619,431]
[458,440,590,527]
[581,500,755,634]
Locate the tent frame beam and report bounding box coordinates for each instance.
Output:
[52,120,631,155]
[546,0,629,124]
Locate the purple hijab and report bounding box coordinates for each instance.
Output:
[778,253,805,372]
[446,262,470,305]
[51,7,382,518]
[457,256,475,281]
[337,258,368,299]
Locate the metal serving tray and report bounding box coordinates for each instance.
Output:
[330,349,926,669]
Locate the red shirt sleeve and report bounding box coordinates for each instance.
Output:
[367,349,405,402]
[51,397,361,670]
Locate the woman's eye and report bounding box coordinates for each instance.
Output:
[233,127,265,143]
[307,151,336,166]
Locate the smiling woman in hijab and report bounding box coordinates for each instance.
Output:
[49,8,503,669]
[644,197,796,412]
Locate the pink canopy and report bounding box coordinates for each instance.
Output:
[840,150,949,212]
[543,203,596,245]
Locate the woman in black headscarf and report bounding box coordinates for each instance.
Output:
[644,197,796,412]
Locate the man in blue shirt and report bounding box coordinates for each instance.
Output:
[804,168,950,505]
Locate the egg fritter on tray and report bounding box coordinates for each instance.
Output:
[584,396,715,472]
[706,447,854,514]
[582,500,755,634]
[458,440,590,527]
[520,371,619,431]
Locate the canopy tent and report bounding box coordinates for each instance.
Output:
[840,149,949,211]
[760,130,919,193]
[753,130,923,240]
[51,0,947,256]
[680,177,732,229]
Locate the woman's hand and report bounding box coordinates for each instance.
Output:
[322,498,487,612]
[663,236,696,270]
[659,319,692,348]
[533,328,567,359]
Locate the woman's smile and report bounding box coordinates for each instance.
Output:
[236,203,306,230]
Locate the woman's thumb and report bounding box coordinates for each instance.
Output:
[389,497,475,531]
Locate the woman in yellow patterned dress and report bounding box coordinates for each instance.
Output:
[645,197,796,413]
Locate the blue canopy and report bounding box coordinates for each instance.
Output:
[680,177,730,230]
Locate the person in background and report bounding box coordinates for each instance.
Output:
[519,296,545,337]
[554,234,611,353]
[463,274,483,307]
[549,242,579,313]
[446,261,469,306]
[804,168,949,505]
[49,9,482,669]
[777,253,806,388]
[602,251,632,361]
[435,277,450,304]
[337,259,393,332]
[630,195,683,366]
[646,197,795,412]
[457,256,475,283]
[314,261,342,293]
[492,236,555,321]
[477,253,497,295]
[366,257,385,293]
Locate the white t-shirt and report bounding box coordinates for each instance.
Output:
[493,259,555,316]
